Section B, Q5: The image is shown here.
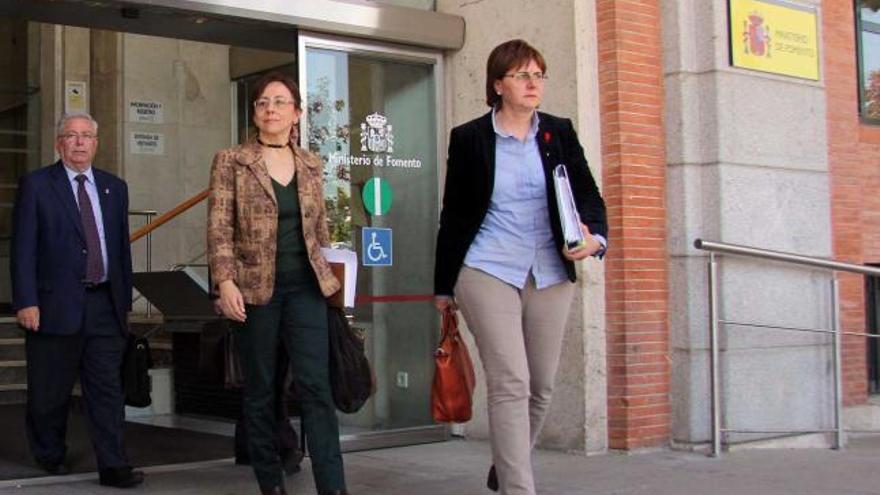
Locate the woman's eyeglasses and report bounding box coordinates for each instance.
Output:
[254,98,295,112]
[503,72,548,84]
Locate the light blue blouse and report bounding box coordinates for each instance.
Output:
[462,110,568,290]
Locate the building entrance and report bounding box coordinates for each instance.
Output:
[0,1,450,479]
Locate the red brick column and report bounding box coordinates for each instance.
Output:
[824,1,880,405]
[596,0,670,448]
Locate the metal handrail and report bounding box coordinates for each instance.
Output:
[129,188,209,243]
[694,238,880,457]
[129,210,158,317]
[694,239,880,276]
[128,188,210,317]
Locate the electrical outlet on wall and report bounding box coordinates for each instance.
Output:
[396,371,409,389]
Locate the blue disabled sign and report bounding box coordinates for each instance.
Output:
[362,227,392,267]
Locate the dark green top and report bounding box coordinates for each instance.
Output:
[272,177,310,276]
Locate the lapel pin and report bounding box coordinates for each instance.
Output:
[104,188,110,194]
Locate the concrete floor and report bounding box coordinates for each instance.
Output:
[2,435,879,494]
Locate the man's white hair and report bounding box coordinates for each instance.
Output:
[56,112,99,136]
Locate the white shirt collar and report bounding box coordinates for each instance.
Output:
[63,163,94,184]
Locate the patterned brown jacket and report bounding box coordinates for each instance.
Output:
[207,136,341,305]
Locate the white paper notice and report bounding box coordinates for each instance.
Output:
[130,132,164,155]
[129,100,164,124]
[65,81,87,113]
[321,247,358,308]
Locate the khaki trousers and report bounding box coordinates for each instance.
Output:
[455,266,575,495]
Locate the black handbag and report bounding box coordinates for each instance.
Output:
[224,328,245,389]
[199,318,244,389]
[327,305,373,413]
[123,333,153,408]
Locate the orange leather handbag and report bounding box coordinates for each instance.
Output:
[431,309,476,423]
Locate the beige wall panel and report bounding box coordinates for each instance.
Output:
[123,34,230,288]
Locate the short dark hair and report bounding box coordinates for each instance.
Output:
[485,39,547,108]
[250,71,302,111]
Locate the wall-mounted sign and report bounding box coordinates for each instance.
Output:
[362,177,393,216]
[65,81,87,113]
[129,100,164,124]
[729,0,819,80]
[362,227,392,267]
[130,132,164,155]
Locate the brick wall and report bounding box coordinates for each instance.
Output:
[596,0,670,448]
[825,1,880,406]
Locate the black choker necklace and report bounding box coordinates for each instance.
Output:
[257,137,286,149]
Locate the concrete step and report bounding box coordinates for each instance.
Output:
[0,324,23,339]
[0,383,26,405]
[0,360,27,384]
[0,338,25,360]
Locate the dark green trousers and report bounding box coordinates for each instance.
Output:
[238,270,345,492]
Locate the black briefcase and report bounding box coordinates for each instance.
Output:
[123,333,153,408]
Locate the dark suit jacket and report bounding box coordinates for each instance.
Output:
[434,111,608,296]
[11,161,133,335]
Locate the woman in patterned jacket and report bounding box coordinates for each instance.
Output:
[208,71,348,495]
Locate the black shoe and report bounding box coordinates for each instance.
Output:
[98,466,144,488]
[261,487,287,495]
[281,447,304,475]
[36,459,69,476]
[487,464,498,492]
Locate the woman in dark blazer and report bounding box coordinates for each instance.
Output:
[434,39,607,495]
[208,72,348,495]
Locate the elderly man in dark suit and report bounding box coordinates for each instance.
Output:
[10,112,143,488]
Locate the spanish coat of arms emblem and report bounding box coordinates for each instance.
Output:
[360,112,394,153]
[743,12,771,57]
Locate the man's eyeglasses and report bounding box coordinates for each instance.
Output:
[503,72,548,84]
[59,133,97,141]
[254,98,296,112]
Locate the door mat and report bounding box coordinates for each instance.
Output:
[0,404,232,480]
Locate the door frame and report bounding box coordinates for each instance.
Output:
[867,266,880,394]
[297,32,448,450]
[297,31,446,177]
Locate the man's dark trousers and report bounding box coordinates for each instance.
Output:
[25,283,128,470]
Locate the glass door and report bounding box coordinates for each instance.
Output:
[298,33,445,448]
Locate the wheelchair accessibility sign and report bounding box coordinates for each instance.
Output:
[362,227,392,267]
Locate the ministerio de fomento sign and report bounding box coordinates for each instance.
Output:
[327,112,423,170]
[729,0,819,80]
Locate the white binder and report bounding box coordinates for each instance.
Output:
[552,164,586,251]
[321,247,358,308]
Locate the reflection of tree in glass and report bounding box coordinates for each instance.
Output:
[867,70,880,119]
[307,76,350,155]
[308,75,352,244]
[325,187,352,245]
[865,0,880,12]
